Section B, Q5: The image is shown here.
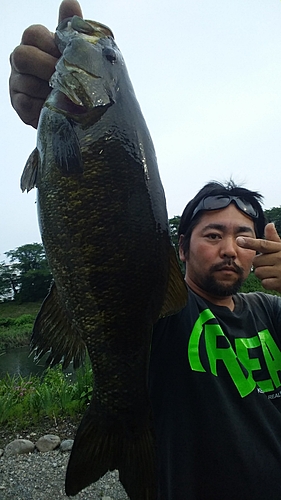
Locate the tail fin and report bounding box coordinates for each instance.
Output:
[65,408,157,500]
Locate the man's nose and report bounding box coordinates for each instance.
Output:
[220,237,238,259]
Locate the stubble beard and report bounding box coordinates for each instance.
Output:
[196,260,245,297]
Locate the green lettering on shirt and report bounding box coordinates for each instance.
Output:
[205,324,256,397]
[235,336,274,392]
[258,329,281,389]
[188,309,216,372]
[188,309,256,397]
[188,308,281,398]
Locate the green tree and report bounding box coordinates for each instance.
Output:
[5,243,47,274]
[240,271,280,296]
[264,207,281,237]
[169,216,181,252]
[240,272,264,293]
[1,243,52,303]
[19,268,52,302]
[169,216,185,274]
[0,262,20,299]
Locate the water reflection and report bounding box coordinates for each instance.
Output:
[0,346,74,379]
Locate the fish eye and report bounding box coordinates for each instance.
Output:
[103,48,117,63]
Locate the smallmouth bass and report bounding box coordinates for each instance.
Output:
[21,15,187,500]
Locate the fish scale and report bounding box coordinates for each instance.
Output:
[21,15,187,500]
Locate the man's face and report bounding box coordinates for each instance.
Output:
[179,204,257,297]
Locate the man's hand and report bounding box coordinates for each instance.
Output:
[237,222,281,293]
[9,0,83,128]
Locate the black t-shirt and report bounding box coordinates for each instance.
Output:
[149,289,281,499]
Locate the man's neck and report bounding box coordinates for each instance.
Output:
[185,276,235,311]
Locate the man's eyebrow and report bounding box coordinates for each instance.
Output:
[202,223,255,236]
[236,226,256,236]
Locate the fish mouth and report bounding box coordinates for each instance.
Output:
[48,64,114,121]
[53,91,89,115]
[46,87,113,124]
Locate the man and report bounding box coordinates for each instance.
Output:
[9,1,281,498]
[149,181,281,499]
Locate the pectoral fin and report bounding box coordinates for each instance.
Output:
[49,111,83,175]
[21,148,39,192]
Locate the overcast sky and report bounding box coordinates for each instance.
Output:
[2,0,281,260]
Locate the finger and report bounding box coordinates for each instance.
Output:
[11,44,58,82]
[236,236,281,254]
[254,264,278,280]
[264,222,281,243]
[259,277,280,291]
[21,24,59,58]
[59,0,83,22]
[10,92,44,128]
[10,44,57,128]
[253,253,280,268]
[10,72,50,101]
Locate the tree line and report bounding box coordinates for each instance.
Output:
[0,243,52,303]
[1,207,281,303]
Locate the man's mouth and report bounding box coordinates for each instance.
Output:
[211,260,244,276]
[218,266,237,273]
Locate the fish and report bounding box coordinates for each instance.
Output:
[21,15,187,500]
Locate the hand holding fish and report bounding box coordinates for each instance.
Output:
[9,0,82,128]
[237,222,281,293]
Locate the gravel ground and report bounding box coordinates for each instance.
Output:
[0,419,129,500]
[0,451,129,500]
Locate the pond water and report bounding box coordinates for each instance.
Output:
[0,346,74,379]
[0,346,46,378]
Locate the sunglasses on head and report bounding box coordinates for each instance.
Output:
[190,195,259,221]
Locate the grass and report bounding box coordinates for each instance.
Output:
[0,300,94,432]
[0,300,42,318]
[0,361,93,431]
[0,300,41,350]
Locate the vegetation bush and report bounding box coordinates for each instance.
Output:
[0,361,93,430]
[0,300,94,433]
[0,302,41,350]
[240,271,280,296]
[0,313,36,350]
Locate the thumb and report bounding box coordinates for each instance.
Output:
[58,0,83,23]
[264,222,281,243]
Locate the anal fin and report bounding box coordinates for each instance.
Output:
[31,282,86,369]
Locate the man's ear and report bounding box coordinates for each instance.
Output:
[179,235,186,262]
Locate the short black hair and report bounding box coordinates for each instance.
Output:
[178,180,266,255]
